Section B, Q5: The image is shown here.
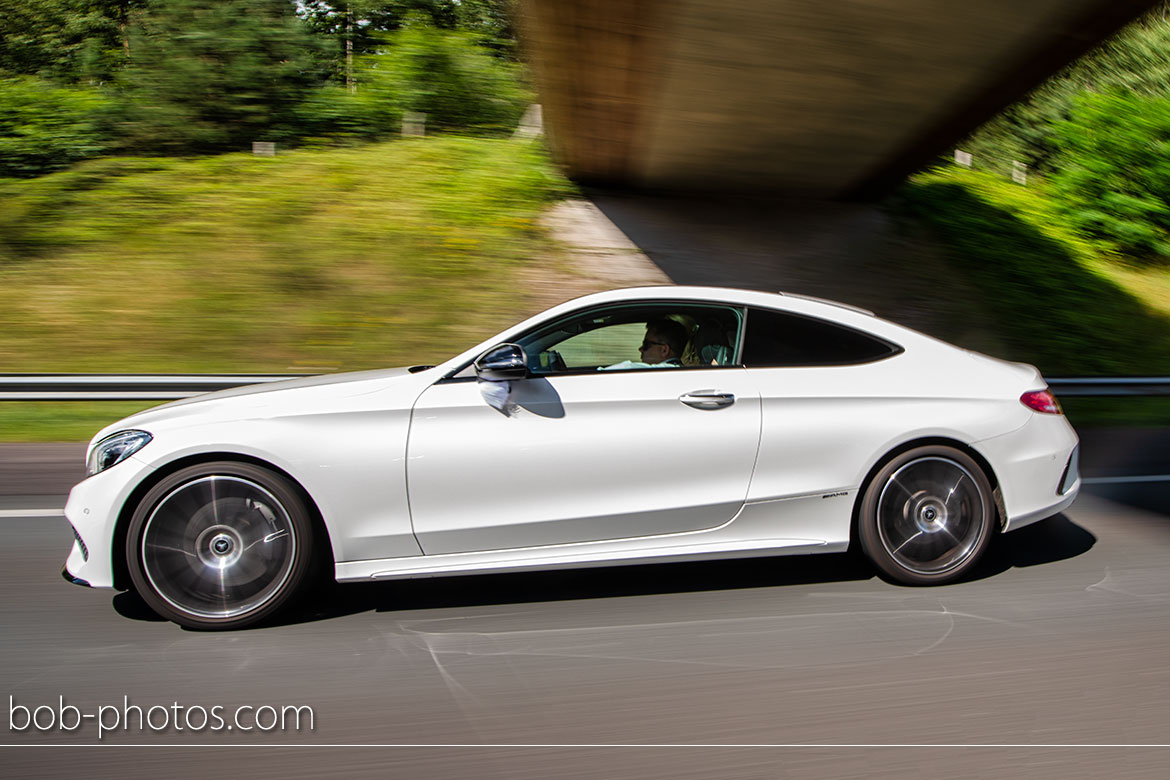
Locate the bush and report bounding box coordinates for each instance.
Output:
[0,76,113,177]
[293,85,402,143]
[296,22,531,143]
[1050,91,1170,259]
[960,12,1170,176]
[356,22,531,135]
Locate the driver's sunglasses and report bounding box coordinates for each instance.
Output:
[640,339,667,351]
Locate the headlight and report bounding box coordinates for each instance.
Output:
[86,430,152,476]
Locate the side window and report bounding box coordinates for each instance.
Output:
[552,322,645,369]
[516,303,744,375]
[741,308,899,367]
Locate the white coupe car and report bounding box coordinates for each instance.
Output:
[63,286,1080,629]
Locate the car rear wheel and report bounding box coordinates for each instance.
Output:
[859,446,995,585]
[126,461,315,629]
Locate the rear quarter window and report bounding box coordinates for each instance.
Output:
[741,307,901,367]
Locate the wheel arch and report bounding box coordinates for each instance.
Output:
[111,452,334,591]
[848,436,1003,551]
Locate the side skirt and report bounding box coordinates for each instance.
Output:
[335,537,845,582]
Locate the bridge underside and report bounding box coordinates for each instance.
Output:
[519,0,1158,199]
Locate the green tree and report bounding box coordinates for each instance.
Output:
[358,20,530,133]
[450,0,518,59]
[118,0,321,153]
[297,1,518,86]
[299,1,456,86]
[1049,91,1170,259]
[295,15,529,142]
[963,9,1170,176]
[0,0,142,83]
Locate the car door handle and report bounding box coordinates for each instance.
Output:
[679,390,735,409]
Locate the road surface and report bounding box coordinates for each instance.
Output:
[2,433,1168,778]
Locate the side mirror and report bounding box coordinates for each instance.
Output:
[474,343,528,381]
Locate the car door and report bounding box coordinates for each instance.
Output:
[406,304,762,555]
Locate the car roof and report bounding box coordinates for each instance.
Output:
[540,286,879,326]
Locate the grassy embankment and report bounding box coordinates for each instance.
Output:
[0,137,575,441]
[3,152,1169,440]
[897,166,1170,427]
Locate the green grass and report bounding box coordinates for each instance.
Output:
[896,167,1170,377]
[5,149,1170,439]
[0,402,161,442]
[0,137,575,374]
[0,137,584,441]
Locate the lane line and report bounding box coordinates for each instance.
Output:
[0,508,64,518]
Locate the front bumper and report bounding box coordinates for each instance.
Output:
[61,565,90,587]
[62,455,156,590]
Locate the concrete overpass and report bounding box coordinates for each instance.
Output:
[518,0,1160,199]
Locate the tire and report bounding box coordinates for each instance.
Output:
[126,461,316,629]
[858,445,995,585]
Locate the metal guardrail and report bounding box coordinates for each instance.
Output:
[0,373,1168,401]
[1047,378,1170,397]
[0,374,303,401]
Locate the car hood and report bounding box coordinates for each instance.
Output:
[90,366,417,444]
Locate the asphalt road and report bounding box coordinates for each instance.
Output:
[2,436,1169,778]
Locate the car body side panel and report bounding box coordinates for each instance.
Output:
[744,353,1034,506]
[334,494,843,583]
[87,371,434,569]
[407,369,763,554]
[133,413,420,562]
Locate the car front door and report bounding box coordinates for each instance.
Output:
[406,304,762,555]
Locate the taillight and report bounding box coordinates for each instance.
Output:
[1020,388,1063,414]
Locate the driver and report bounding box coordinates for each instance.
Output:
[602,318,688,371]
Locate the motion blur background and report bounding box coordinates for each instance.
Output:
[2,1,1170,438]
[4,2,1170,776]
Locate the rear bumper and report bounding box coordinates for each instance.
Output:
[1002,475,1079,532]
[976,414,1080,533]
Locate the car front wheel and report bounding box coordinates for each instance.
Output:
[126,461,316,629]
[859,446,995,585]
